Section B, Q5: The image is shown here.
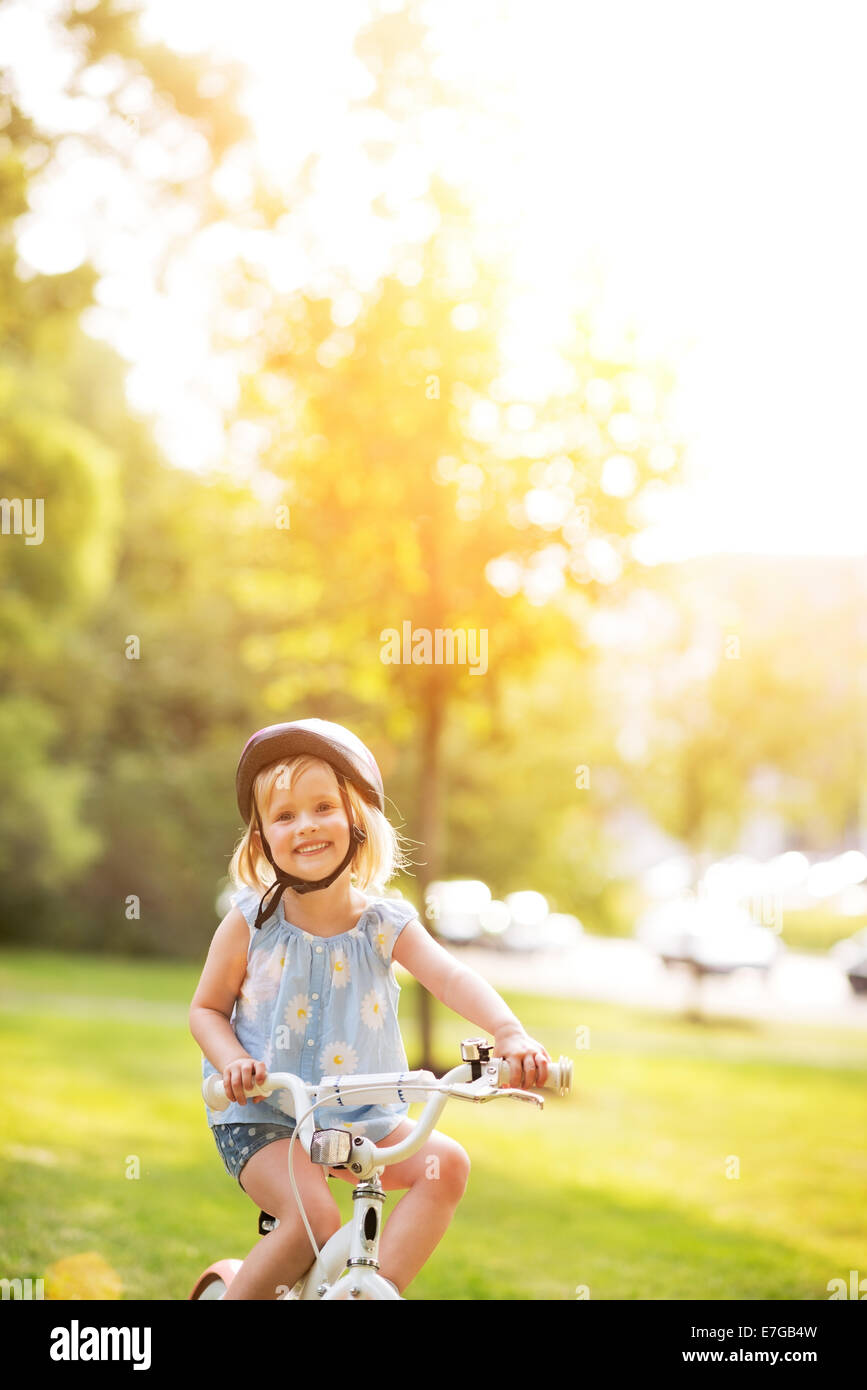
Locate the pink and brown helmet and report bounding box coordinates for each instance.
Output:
[235,718,385,823]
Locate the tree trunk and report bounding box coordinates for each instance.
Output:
[410,674,445,1071]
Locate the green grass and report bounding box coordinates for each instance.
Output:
[776,907,867,955]
[1,947,865,1300]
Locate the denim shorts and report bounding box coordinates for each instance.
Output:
[212,1122,296,1186]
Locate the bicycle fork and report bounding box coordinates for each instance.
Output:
[316,1175,401,1299]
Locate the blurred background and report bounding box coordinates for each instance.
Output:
[1,0,865,1300]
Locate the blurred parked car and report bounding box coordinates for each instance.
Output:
[489,911,584,954]
[846,958,867,995]
[424,880,488,944]
[423,882,584,953]
[635,898,780,974]
[830,926,867,995]
[430,911,483,944]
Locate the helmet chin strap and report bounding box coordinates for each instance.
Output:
[251,775,367,931]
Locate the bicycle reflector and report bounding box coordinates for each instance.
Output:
[311,1129,353,1167]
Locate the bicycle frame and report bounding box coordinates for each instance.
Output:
[282,1062,470,1300]
[285,1189,397,1301]
[200,1044,572,1300]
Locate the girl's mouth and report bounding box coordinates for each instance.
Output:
[294,842,332,858]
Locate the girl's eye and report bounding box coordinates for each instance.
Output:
[278,803,333,820]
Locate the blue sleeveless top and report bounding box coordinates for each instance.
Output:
[201,885,419,1142]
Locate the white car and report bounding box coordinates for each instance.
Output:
[830,926,867,994]
[428,909,484,944]
[636,898,780,974]
[493,912,584,954]
[830,925,867,971]
[423,881,489,944]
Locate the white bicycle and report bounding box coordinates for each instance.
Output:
[189,1036,573,1300]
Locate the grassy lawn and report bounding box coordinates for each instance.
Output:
[0,947,865,1301]
[774,907,867,955]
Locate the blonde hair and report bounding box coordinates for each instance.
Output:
[228,754,411,898]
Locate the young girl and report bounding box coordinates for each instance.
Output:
[189,717,551,1300]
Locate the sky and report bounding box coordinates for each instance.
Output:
[3,0,866,560]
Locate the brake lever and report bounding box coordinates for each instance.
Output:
[491,1086,544,1107]
[448,1080,544,1108]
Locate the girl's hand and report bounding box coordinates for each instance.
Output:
[222,1056,268,1106]
[493,1024,552,1090]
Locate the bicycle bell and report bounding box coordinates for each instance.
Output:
[461,1037,493,1080]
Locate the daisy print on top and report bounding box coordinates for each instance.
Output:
[331,950,350,988]
[372,923,395,962]
[201,888,420,1140]
[235,941,283,1024]
[320,1041,359,1074]
[284,993,311,1035]
[361,987,386,1031]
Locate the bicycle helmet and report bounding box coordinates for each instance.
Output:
[236,718,385,930]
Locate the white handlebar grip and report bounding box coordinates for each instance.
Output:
[552,1056,573,1096]
[202,1074,229,1110]
[202,1074,274,1110]
[496,1055,572,1096]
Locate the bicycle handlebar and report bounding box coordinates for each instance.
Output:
[200,1048,572,1288]
[202,1054,572,1115]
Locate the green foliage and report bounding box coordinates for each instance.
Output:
[612,556,867,858]
[2,0,864,969]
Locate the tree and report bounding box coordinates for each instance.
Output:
[0,0,253,941]
[215,165,682,1062]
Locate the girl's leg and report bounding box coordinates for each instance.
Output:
[222,1138,342,1301]
[328,1122,470,1294]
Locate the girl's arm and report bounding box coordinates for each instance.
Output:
[189,907,268,1103]
[392,918,552,1088]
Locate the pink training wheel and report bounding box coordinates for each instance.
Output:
[188,1259,243,1300]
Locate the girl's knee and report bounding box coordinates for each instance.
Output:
[437,1140,470,1200]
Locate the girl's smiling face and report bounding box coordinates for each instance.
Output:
[261,763,350,877]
